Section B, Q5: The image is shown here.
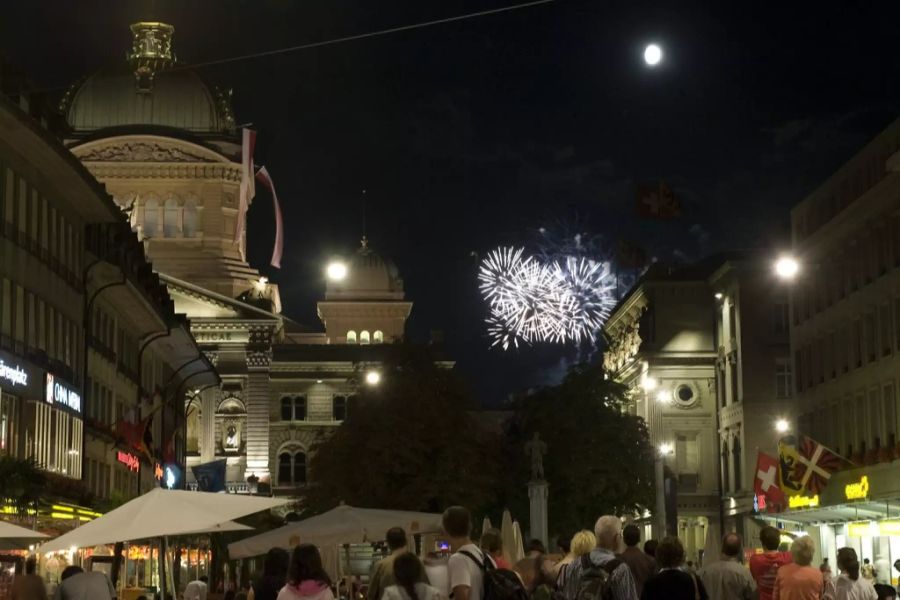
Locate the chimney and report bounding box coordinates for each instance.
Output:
[127,21,176,92]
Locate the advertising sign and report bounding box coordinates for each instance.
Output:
[45,373,82,414]
[0,350,40,398]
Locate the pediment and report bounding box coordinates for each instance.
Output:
[163,274,282,323]
[71,135,230,164]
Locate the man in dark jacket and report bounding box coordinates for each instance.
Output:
[616,525,656,597]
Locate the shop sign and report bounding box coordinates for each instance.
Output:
[116,451,139,472]
[788,494,819,509]
[848,520,900,537]
[45,374,82,414]
[753,494,767,512]
[0,356,29,388]
[154,463,163,481]
[845,475,870,500]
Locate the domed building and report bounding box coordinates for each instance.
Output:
[318,237,412,344]
[64,22,416,496]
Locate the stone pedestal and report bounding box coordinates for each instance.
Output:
[528,480,549,549]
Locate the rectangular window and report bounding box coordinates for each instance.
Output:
[852,320,862,367]
[885,384,897,449]
[13,285,24,345]
[865,312,877,362]
[728,303,737,340]
[881,303,893,356]
[675,433,700,493]
[16,175,26,235]
[775,360,792,399]
[774,300,789,334]
[870,388,883,449]
[0,279,10,345]
[795,350,804,393]
[729,359,739,403]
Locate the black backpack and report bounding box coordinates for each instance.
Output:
[459,550,528,600]
[573,554,622,600]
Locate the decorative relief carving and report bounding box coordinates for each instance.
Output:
[603,320,642,373]
[76,141,217,163]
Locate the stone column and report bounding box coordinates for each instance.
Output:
[245,352,271,481]
[528,481,549,549]
[200,387,217,464]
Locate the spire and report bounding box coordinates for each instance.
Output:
[127,21,176,92]
[359,235,371,255]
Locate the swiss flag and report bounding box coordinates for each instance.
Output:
[755,452,785,510]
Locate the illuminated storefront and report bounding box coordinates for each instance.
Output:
[0,349,83,478]
[762,465,900,586]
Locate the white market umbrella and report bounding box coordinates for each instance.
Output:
[0,520,48,550]
[41,488,287,553]
[228,505,443,581]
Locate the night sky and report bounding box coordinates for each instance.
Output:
[3,1,900,404]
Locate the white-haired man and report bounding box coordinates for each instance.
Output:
[563,516,638,600]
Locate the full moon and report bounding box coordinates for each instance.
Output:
[643,43,663,66]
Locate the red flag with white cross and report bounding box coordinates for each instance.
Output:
[755,451,785,510]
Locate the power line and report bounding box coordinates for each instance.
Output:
[172,0,555,72]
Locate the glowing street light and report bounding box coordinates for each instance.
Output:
[365,371,381,386]
[656,390,670,404]
[774,256,800,280]
[644,43,663,66]
[326,261,348,281]
[659,442,674,456]
[641,376,658,392]
[775,418,790,433]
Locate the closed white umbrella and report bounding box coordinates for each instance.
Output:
[501,510,515,565]
[511,520,525,562]
[40,488,287,553]
[482,517,493,536]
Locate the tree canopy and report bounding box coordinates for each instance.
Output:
[305,345,502,515]
[505,362,655,536]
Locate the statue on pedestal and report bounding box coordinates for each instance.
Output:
[525,432,547,481]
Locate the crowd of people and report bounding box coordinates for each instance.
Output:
[2,511,897,600]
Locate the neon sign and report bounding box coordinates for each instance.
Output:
[154,463,163,481]
[845,475,870,500]
[46,374,82,413]
[788,495,819,509]
[0,358,28,388]
[116,451,139,472]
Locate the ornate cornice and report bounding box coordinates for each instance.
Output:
[77,141,215,163]
[84,162,241,181]
[247,351,272,369]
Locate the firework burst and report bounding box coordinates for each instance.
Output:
[478,246,617,349]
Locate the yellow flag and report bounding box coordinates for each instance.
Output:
[778,442,804,495]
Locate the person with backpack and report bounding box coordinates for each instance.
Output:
[444,506,496,600]
[562,516,638,600]
[640,537,707,600]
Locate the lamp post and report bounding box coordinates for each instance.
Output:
[656,443,674,538]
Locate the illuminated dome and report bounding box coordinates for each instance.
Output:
[325,238,405,300]
[61,22,235,137]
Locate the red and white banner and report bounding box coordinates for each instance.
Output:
[255,166,284,269]
[754,451,785,509]
[234,128,257,244]
[794,435,844,495]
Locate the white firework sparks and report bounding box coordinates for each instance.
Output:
[478,247,617,349]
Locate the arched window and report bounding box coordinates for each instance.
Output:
[373,330,384,344]
[143,197,158,237]
[333,396,347,421]
[183,198,198,238]
[164,198,179,237]
[360,330,371,345]
[346,330,357,344]
[186,402,200,453]
[293,452,307,484]
[293,396,307,421]
[732,435,742,491]
[280,397,292,421]
[278,452,292,485]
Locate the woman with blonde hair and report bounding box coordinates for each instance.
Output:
[772,536,823,600]
[555,530,596,588]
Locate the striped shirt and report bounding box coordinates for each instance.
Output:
[563,549,638,600]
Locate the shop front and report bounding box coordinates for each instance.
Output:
[0,349,83,477]
[760,461,900,586]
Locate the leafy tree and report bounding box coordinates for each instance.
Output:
[505,362,655,536]
[305,345,502,514]
[0,456,46,515]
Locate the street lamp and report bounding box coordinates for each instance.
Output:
[326,261,348,281]
[656,390,670,404]
[641,376,658,392]
[659,442,674,456]
[365,371,381,386]
[774,255,800,280]
[775,418,790,434]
